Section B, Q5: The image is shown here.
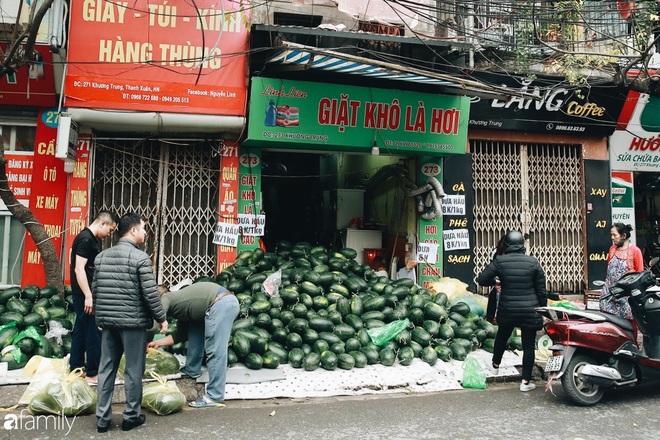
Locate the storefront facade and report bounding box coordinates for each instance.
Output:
[56,0,249,287]
[454,73,628,294]
[0,42,61,288]
[609,91,660,271]
[237,76,471,289]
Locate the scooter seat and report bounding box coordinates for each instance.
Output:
[597,312,634,332]
[537,306,634,333]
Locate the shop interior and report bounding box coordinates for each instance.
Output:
[634,172,660,273]
[261,150,417,276]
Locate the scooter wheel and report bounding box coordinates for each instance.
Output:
[561,354,605,406]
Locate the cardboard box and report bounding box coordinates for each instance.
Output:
[584,290,601,310]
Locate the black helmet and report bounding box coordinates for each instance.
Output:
[504,231,524,248]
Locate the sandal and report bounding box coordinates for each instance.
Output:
[188,397,226,408]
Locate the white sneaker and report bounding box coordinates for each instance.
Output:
[520,382,536,392]
[487,363,500,375]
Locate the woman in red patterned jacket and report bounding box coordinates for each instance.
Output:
[600,223,644,319]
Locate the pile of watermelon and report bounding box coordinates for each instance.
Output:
[206,241,518,372]
[0,285,74,370]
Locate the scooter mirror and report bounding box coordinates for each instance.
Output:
[592,280,605,287]
[650,256,660,267]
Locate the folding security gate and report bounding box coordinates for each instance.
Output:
[471,140,585,293]
[93,139,219,287]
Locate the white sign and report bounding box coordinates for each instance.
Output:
[237,214,266,236]
[416,242,439,264]
[610,93,660,172]
[612,207,637,245]
[441,195,465,216]
[442,228,470,251]
[213,222,239,247]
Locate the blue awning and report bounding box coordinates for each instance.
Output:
[265,43,530,99]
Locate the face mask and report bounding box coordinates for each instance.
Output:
[615,238,626,248]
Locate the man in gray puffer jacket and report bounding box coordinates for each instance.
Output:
[477,230,547,392]
[92,212,168,433]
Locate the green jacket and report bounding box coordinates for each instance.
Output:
[161,282,223,343]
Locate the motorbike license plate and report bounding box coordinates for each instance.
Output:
[544,355,564,372]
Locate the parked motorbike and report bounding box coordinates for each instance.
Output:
[537,263,660,406]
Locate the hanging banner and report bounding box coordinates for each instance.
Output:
[63,136,92,285]
[610,93,660,171]
[246,77,470,155]
[65,0,249,115]
[418,156,443,289]
[217,140,240,270]
[21,109,68,287]
[237,149,262,254]
[212,222,240,247]
[611,171,636,244]
[1,152,34,210]
[237,213,266,236]
[441,154,475,290]
[585,160,611,290]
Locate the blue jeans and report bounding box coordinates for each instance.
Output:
[204,294,239,402]
[183,321,205,376]
[70,294,101,376]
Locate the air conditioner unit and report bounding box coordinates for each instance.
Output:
[55,113,79,161]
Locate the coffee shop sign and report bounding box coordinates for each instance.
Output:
[487,80,605,117]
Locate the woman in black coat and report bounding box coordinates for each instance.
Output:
[477,230,547,392]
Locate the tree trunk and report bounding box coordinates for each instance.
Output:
[0,149,64,294]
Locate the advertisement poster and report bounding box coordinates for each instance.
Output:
[65,0,249,115]
[1,152,34,210]
[21,109,68,287]
[63,136,92,285]
[247,77,470,155]
[611,171,636,244]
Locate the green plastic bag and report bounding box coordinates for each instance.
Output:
[462,357,487,390]
[12,325,43,345]
[367,319,410,346]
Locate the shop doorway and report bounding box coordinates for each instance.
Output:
[93,139,220,287]
[260,150,414,271]
[261,151,322,250]
[471,140,585,293]
[634,172,660,270]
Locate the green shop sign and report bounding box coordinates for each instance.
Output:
[246,77,469,155]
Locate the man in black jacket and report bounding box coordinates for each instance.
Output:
[477,230,547,392]
[93,212,168,432]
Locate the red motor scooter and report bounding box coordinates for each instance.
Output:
[536,268,660,406]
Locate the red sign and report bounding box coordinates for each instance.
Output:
[65,0,249,116]
[63,137,92,285]
[217,140,240,269]
[0,44,56,107]
[21,109,68,287]
[2,152,34,210]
